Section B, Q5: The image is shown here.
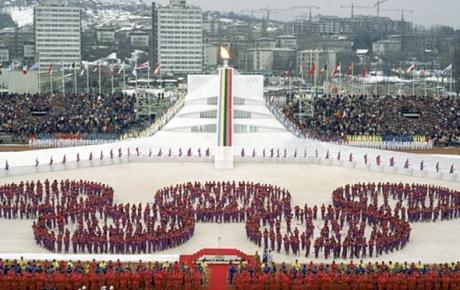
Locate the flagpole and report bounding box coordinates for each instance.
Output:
[339,62,342,95]
[123,64,126,92]
[314,50,318,94]
[12,62,15,93]
[351,63,354,96]
[98,64,101,95]
[424,69,427,97]
[62,65,65,96]
[111,67,114,95]
[38,56,41,94]
[86,64,89,94]
[147,61,150,89]
[387,72,390,96]
[50,67,53,94]
[74,64,77,95]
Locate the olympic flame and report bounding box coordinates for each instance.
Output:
[220,46,230,60]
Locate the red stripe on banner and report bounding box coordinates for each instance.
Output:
[228,69,233,146]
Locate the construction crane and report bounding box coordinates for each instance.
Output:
[340,3,373,18]
[241,7,290,22]
[374,0,389,17]
[380,8,414,21]
[290,5,320,21]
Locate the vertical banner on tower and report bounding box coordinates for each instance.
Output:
[217,67,233,147]
[215,64,234,169]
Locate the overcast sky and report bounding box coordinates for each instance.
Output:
[151,0,460,29]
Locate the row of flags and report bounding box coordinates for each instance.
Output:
[302,63,453,77]
[3,61,161,77]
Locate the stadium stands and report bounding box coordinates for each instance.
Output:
[283,94,460,147]
[0,93,137,140]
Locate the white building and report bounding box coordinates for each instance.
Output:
[372,39,402,56]
[277,35,297,49]
[152,0,203,75]
[34,0,81,72]
[297,50,336,79]
[0,48,9,63]
[203,44,218,70]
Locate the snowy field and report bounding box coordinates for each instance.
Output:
[0,161,459,264]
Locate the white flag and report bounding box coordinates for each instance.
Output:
[118,61,125,75]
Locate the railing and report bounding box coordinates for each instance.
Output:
[137,94,186,138]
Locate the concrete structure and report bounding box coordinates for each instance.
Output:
[96,27,115,43]
[203,43,218,70]
[372,38,402,55]
[34,1,82,72]
[255,37,276,49]
[0,47,9,63]
[151,0,203,75]
[297,49,336,79]
[130,31,149,48]
[0,26,34,62]
[239,48,274,72]
[239,48,296,73]
[277,35,297,49]
[298,36,353,53]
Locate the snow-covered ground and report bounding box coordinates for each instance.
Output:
[0,162,459,263]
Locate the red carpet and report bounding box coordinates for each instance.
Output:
[208,264,228,290]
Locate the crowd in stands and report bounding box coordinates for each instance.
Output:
[0,93,136,139]
[0,257,204,289]
[230,257,460,290]
[1,180,459,260]
[282,94,460,146]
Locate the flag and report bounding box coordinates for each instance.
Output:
[93,64,100,73]
[331,64,341,76]
[307,63,316,77]
[48,64,53,75]
[118,61,125,75]
[110,64,115,76]
[319,64,327,75]
[153,63,161,75]
[406,64,416,74]
[346,63,354,75]
[132,62,137,77]
[29,63,40,71]
[7,62,16,71]
[71,62,76,71]
[442,64,452,75]
[59,63,65,72]
[80,62,88,76]
[450,164,454,174]
[22,64,28,75]
[136,61,149,70]
[361,67,368,77]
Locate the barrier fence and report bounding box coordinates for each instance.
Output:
[1,147,458,182]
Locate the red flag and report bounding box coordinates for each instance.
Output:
[48,64,53,75]
[153,63,161,75]
[361,67,368,77]
[331,64,341,76]
[307,63,316,77]
[346,63,354,75]
[406,64,416,74]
